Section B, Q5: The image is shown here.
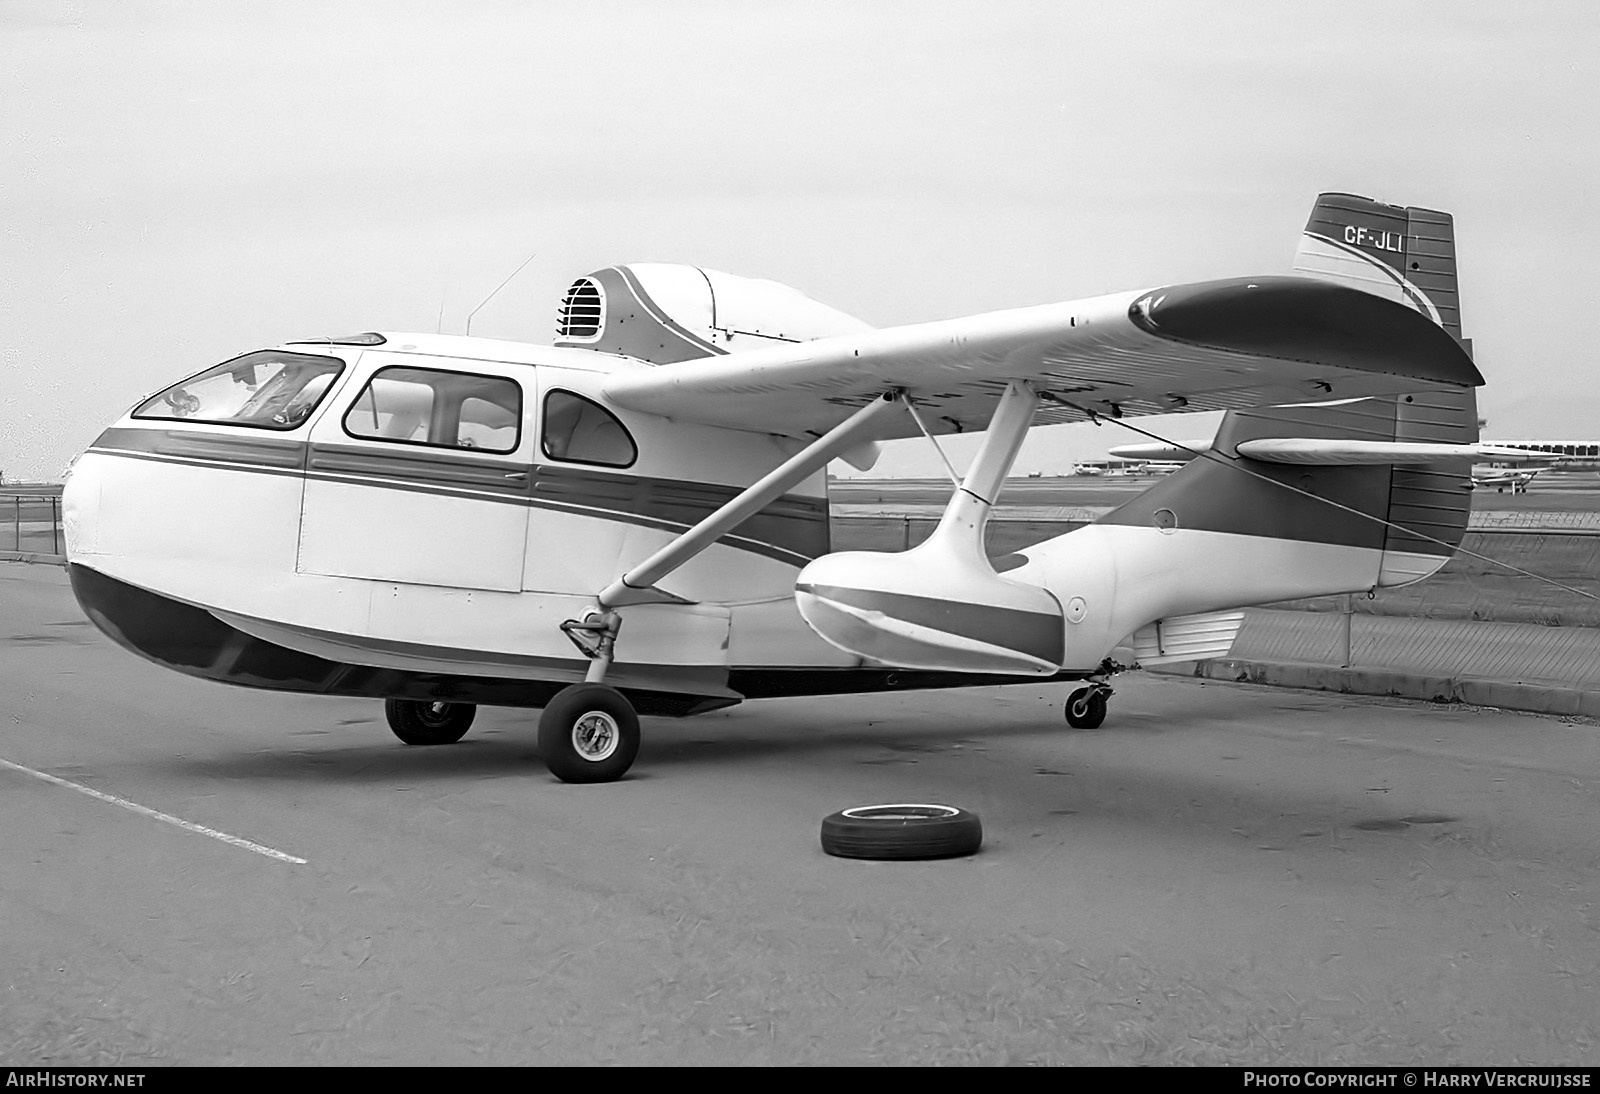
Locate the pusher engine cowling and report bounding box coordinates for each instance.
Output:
[554,263,871,365]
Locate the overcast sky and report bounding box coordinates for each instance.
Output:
[3,0,1596,480]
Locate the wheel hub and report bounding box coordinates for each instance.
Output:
[572,711,620,762]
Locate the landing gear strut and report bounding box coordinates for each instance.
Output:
[538,396,900,784]
[542,610,640,783]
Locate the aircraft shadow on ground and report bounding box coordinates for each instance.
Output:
[144,699,1192,784]
[118,710,1485,861]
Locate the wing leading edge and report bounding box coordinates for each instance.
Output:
[602,275,1483,440]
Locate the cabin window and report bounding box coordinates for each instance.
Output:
[344,367,522,453]
[133,350,344,430]
[541,391,636,467]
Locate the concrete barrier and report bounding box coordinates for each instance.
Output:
[1162,657,1600,718]
[0,551,65,566]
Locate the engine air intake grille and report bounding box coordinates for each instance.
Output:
[557,278,604,339]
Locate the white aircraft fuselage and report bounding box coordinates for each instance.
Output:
[63,328,1465,713]
[60,191,1488,781]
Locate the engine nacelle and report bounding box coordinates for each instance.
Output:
[553,263,871,365]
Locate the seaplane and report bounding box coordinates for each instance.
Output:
[63,192,1513,783]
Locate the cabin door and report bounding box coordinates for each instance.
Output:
[297,353,533,592]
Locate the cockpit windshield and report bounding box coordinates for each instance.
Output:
[133,350,345,430]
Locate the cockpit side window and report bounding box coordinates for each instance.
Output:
[132,350,344,430]
[343,367,522,454]
[541,390,637,467]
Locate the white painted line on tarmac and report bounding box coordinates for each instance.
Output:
[0,757,307,865]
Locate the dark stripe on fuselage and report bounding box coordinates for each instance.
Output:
[532,463,828,561]
[307,442,529,496]
[67,564,1088,715]
[88,426,830,564]
[796,583,1065,665]
[91,426,308,470]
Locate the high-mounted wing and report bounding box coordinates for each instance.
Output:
[602,275,1483,440]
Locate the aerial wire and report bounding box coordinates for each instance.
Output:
[901,396,964,489]
[465,250,540,336]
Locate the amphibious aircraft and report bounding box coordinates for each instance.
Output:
[65,192,1498,783]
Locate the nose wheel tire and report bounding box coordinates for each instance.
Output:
[1065,685,1109,730]
[385,699,476,745]
[538,683,641,783]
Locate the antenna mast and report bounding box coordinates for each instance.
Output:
[465,251,539,336]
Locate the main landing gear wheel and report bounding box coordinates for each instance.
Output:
[1065,685,1110,730]
[385,699,476,745]
[538,683,641,784]
[820,804,983,860]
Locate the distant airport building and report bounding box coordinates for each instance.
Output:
[1481,441,1600,471]
[1070,458,1180,477]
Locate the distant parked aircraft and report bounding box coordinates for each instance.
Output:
[1470,465,1542,493]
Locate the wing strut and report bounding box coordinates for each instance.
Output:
[597,392,900,610]
[562,392,898,686]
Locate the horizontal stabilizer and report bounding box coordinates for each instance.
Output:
[1107,441,1211,462]
[1234,439,1539,465]
[1109,438,1532,466]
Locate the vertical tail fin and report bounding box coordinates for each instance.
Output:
[1097,193,1481,596]
[1294,192,1467,352]
[1293,192,1478,579]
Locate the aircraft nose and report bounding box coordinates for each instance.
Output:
[60,453,101,559]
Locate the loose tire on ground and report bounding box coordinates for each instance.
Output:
[537,683,641,783]
[819,803,982,860]
[1065,686,1108,729]
[385,699,476,745]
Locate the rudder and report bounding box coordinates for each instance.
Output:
[1294,192,1466,349]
